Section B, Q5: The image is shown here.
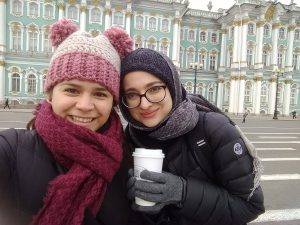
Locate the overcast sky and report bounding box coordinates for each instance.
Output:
[188,0,299,11]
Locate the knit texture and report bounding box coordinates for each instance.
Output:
[32,101,123,225]
[46,18,133,103]
[120,48,199,140]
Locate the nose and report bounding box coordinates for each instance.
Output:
[76,94,94,111]
[139,96,152,109]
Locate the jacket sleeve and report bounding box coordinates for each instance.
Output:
[178,112,265,225]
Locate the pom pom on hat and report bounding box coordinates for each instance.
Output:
[104,27,133,59]
[50,18,78,47]
[46,18,133,103]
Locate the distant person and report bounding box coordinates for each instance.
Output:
[0,18,135,225]
[119,48,265,225]
[292,110,297,119]
[3,98,10,109]
[242,111,248,123]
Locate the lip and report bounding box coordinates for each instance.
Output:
[68,115,96,128]
[140,109,158,118]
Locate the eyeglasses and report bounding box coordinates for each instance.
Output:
[122,85,167,109]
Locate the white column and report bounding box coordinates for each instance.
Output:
[79,2,87,31]
[238,76,246,114]
[240,21,248,68]
[286,25,295,72]
[219,28,227,71]
[269,77,277,114]
[0,0,6,102]
[255,21,264,69]
[232,20,241,69]
[229,76,237,113]
[172,17,180,63]
[104,1,111,30]
[57,1,65,19]
[254,77,262,115]
[217,79,224,108]
[283,79,292,116]
[271,23,280,67]
[125,10,131,35]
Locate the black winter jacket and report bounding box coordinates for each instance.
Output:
[125,111,265,225]
[0,128,134,225]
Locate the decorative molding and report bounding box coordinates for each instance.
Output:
[126,11,132,17]
[265,4,276,22]
[240,75,246,80]
[104,8,112,15]
[272,23,281,29]
[0,61,5,67]
[256,21,265,28]
[174,18,181,24]
[242,18,250,25]
[288,25,296,32]
[68,0,76,6]
[233,20,242,26]
[253,76,263,81]
[230,76,239,80]
[284,79,293,84]
[269,77,276,82]
[80,5,87,12]
[57,2,65,9]
[220,29,227,34]
[218,79,224,83]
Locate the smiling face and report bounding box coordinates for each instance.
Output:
[123,71,172,128]
[48,79,114,131]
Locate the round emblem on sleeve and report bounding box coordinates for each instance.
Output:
[233,143,243,155]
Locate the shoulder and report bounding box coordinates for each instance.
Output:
[201,112,233,133]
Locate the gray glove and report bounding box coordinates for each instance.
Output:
[132,170,186,214]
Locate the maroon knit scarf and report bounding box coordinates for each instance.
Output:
[32,101,123,225]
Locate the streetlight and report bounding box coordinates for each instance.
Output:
[272,66,284,120]
[189,62,203,94]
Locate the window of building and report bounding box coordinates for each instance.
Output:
[198,52,206,69]
[293,53,299,70]
[200,31,206,42]
[209,52,216,71]
[211,33,217,44]
[12,0,22,15]
[134,36,143,49]
[262,50,267,66]
[113,11,124,26]
[228,51,233,67]
[261,85,267,103]
[44,4,53,19]
[29,32,38,52]
[159,38,169,56]
[294,30,300,40]
[224,83,230,103]
[230,26,234,39]
[187,50,195,68]
[147,38,156,50]
[180,28,184,40]
[149,17,157,31]
[27,74,36,94]
[29,2,38,17]
[277,53,283,68]
[244,83,251,103]
[11,73,21,92]
[184,81,193,94]
[188,30,195,42]
[136,15,143,30]
[247,49,253,67]
[263,24,270,37]
[196,83,204,95]
[161,19,169,32]
[68,6,78,20]
[12,29,21,51]
[290,85,297,105]
[248,23,254,35]
[279,27,285,39]
[43,32,51,52]
[91,8,101,23]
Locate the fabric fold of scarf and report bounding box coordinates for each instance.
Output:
[32,101,123,225]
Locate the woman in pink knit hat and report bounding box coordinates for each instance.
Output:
[0,19,135,225]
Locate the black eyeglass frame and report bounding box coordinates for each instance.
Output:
[122,85,167,109]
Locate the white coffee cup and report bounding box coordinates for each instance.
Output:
[132,148,165,206]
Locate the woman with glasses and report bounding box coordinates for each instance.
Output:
[119,48,265,225]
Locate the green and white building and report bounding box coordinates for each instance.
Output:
[0,0,299,115]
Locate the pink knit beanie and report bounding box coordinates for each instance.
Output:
[45,18,133,103]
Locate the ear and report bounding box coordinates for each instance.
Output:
[46,92,52,103]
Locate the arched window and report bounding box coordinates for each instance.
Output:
[261,85,267,103]
[134,36,143,49]
[43,29,51,52]
[11,73,20,92]
[184,81,193,94]
[12,24,22,51]
[91,8,101,22]
[200,31,206,42]
[290,85,297,105]
[279,27,285,39]
[68,6,78,20]
[223,83,230,103]
[149,17,157,31]
[211,33,217,44]
[147,37,156,50]
[27,74,36,94]
[44,4,54,18]
[263,24,270,37]
[12,0,22,14]
[188,30,195,41]
[208,87,214,102]
[187,48,195,68]
[248,23,254,35]
[159,38,169,56]
[294,29,300,40]
[29,2,38,17]
[244,83,252,103]
[161,19,169,32]
[113,11,123,26]
[136,16,143,30]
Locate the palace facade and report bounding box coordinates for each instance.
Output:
[0,0,299,115]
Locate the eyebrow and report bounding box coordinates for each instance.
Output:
[125,81,164,92]
[60,82,109,92]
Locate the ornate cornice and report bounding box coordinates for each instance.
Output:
[253,76,263,81]
[272,23,281,29]
[284,79,293,84]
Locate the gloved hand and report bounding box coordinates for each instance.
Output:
[127,168,136,201]
[132,170,186,214]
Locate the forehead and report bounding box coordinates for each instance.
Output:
[56,79,108,90]
[123,71,164,90]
